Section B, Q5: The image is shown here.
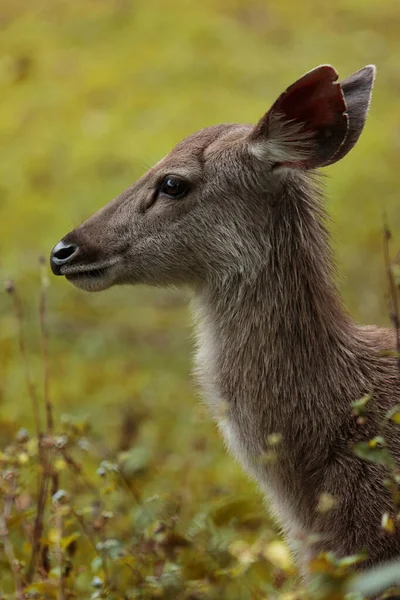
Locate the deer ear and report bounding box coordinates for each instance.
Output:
[323,65,376,166]
[250,64,375,169]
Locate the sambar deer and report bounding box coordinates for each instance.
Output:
[50,65,400,580]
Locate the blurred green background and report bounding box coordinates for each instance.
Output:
[1,0,400,597]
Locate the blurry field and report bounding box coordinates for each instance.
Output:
[1,0,400,598]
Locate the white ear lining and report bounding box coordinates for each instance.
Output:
[248,116,315,165]
[248,140,297,163]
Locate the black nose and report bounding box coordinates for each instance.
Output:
[50,240,79,275]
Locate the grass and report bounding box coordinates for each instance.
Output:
[1,0,400,597]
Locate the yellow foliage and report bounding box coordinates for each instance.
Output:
[1,0,400,598]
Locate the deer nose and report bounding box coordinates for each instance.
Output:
[50,240,79,275]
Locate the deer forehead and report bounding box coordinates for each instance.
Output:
[148,124,252,181]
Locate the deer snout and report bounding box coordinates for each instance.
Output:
[50,240,80,275]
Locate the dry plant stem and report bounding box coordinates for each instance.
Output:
[5,282,51,583]
[55,509,67,600]
[381,220,400,514]
[14,493,33,543]
[0,477,24,600]
[122,562,144,586]
[39,258,54,434]
[7,285,41,438]
[28,260,60,581]
[0,517,24,599]
[118,470,143,506]
[117,470,155,528]
[383,220,400,378]
[26,457,51,582]
[39,258,59,497]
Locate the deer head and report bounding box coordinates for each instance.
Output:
[50,65,375,292]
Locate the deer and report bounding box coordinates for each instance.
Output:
[50,64,400,584]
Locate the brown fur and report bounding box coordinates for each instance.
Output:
[50,65,400,578]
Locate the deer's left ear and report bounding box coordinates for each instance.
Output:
[250,64,375,169]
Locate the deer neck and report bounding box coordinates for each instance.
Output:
[192,176,361,456]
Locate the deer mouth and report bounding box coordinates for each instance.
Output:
[62,261,119,292]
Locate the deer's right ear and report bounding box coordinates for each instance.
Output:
[249,65,374,169]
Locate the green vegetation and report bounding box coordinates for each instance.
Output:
[1,1,400,598]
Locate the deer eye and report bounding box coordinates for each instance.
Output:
[159,176,188,199]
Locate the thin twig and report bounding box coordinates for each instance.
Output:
[39,257,54,434]
[5,279,51,583]
[26,455,51,582]
[55,508,67,600]
[0,473,24,600]
[39,257,59,498]
[118,470,143,507]
[383,217,400,379]
[5,281,41,436]
[382,217,400,511]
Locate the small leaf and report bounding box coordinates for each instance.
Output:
[337,552,368,568]
[266,432,282,446]
[263,540,293,571]
[353,441,396,470]
[381,512,395,534]
[61,532,81,550]
[118,447,151,478]
[308,553,336,575]
[352,394,371,416]
[316,493,338,513]
[369,436,385,448]
[258,449,279,465]
[378,349,400,358]
[348,558,400,596]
